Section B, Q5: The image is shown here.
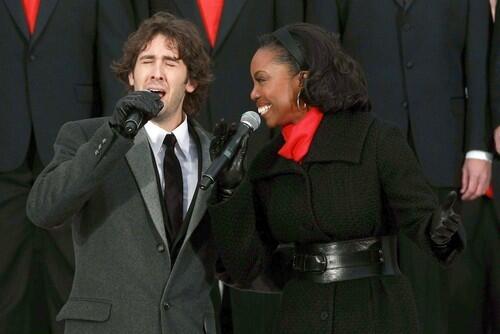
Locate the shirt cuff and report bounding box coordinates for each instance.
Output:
[465,150,493,162]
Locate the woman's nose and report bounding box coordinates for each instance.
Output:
[250,85,259,101]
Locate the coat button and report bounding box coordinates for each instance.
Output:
[157,244,165,253]
[402,101,409,109]
[320,311,329,320]
[29,54,36,61]
[163,302,170,310]
[98,144,102,150]
[402,23,411,31]
[406,61,414,69]
[94,150,99,156]
[102,138,107,144]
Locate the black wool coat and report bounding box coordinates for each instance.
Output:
[209,110,462,334]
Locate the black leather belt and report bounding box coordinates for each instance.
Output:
[292,235,400,283]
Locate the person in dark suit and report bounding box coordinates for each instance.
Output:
[209,23,465,334]
[27,12,218,333]
[0,1,135,333]
[305,1,492,332]
[133,2,304,332]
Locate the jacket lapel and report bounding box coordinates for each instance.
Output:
[30,0,58,47]
[250,110,376,181]
[303,110,375,164]
[172,0,210,50]
[126,129,170,251]
[404,0,414,11]
[172,0,203,32]
[180,121,212,247]
[392,0,414,11]
[212,0,247,54]
[3,0,29,40]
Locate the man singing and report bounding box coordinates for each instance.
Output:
[27,12,217,333]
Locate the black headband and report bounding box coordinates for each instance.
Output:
[272,27,307,70]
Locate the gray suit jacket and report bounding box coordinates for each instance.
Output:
[27,117,217,334]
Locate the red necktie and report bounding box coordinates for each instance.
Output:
[22,0,41,35]
[196,0,224,48]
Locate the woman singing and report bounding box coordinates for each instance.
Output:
[209,23,464,334]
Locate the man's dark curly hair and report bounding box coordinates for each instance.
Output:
[259,23,371,113]
[112,12,212,116]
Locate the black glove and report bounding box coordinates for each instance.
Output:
[209,119,249,200]
[110,91,163,138]
[429,191,462,247]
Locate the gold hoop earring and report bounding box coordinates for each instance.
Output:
[296,90,308,111]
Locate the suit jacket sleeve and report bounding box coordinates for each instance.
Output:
[96,0,136,116]
[27,122,133,228]
[464,0,492,151]
[376,124,464,266]
[491,1,500,128]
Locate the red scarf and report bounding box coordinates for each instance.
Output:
[278,107,324,162]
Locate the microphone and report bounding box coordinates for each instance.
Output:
[199,111,261,190]
[124,112,143,136]
[124,100,164,136]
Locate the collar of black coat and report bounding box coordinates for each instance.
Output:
[249,109,375,181]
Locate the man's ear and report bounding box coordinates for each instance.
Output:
[128,72,135,87]
[186,78,197,93]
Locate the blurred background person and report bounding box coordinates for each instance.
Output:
[0,0,135,333]
[306,1,492,333]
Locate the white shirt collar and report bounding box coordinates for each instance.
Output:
[144,115,191,159]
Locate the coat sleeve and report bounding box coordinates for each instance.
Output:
[208,178,280,289]
[375,123,465,265]
[491,1,500,129]
[27,121,133,229]
[464,0,492,151]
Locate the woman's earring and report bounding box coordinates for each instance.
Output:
[296,90,308,111]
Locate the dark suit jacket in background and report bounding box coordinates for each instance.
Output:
[306,0,491,188]
[0,0,136,168]
[27,118,217,334]
[0,1,136,333]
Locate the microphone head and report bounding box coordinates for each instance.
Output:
[240,111,261,131]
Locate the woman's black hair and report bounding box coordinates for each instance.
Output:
[259,23,371,113]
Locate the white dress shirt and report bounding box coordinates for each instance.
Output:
[144,117,199,218]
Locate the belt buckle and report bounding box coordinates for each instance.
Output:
[293,254,327,273]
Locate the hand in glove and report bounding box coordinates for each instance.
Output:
[209,119,249,200]
[110,91,163,138]
[429,191,463,247]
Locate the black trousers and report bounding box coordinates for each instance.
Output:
[0,139,74,334]
[447,196,500,334]
[398,187,458,334]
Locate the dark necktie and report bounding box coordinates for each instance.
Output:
[163,134,183,239]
